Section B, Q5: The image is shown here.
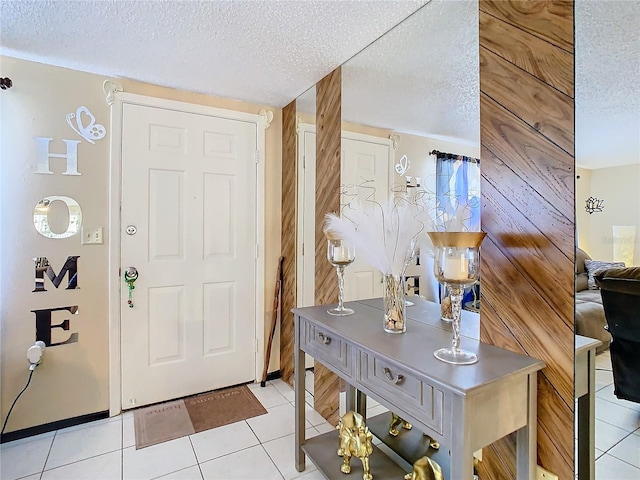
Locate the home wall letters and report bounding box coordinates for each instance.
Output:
[31,107,106,347]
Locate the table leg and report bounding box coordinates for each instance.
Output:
[356,390,367,419]
[345,384,356,413]
[345,386,366,419]
[577,349,596,480]
[450,395,475,480]
[516,373,537,480]
[294,315,306,472]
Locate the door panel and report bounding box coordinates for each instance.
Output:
[120,103,257,408]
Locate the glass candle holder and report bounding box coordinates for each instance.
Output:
[428,232,486,365]
[326,237,356,316]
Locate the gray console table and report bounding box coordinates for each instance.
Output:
[575,335,601,480]
[294,298,545,480]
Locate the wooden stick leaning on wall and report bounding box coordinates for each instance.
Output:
[261,256,284,387]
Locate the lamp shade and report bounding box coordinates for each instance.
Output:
[612,226,636,266]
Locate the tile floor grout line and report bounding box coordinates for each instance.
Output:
[257,442,286,480]
[187,429,200,465]
[39,429,57,478]
[596,417,640,435]
[41,447,124,474]
[195,456,205,480]
[598,452,640,475]
[149,464,199,480]
[605,449,640,471]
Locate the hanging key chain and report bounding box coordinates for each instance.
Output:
[124,267,139,308]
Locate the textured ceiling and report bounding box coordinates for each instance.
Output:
[343,0,478,144]
[0,0,428,106]
[1,0,638,169]
[296,0,478,145]
[575,0,640,170]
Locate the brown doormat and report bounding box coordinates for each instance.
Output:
[133,385,266,450]
[134,399,195,449]
[184,385,267,432]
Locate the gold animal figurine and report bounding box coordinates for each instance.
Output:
[336,411,374,480]
[404,456,444,480]
[388,413,440,450]
[389,412,413,436]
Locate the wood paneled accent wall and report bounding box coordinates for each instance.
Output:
[478,1,575,478]
[313,67,342,425]
[280,100,297,386]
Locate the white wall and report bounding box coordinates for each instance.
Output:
[579,164,640,265]
[576,167,593,254]
[390,133,480,194]
[0,56,282,433]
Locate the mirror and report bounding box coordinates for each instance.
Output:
[296,0,640,476]
[296,0,484,429]
[295,85,316,310]
[295,86,317,373]
[33,195,82,239]
[575,1,640,476]
[339,0,481,336]
[293,0,639,474]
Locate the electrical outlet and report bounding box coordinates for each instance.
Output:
[81,227,103,245]
[536,465,559,480]
[27,341,46,366]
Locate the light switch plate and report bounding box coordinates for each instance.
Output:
[82,227,103,245]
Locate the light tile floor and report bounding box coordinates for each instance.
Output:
[3,356,638,480]
[0,371,386,480]
[593,350,640,479]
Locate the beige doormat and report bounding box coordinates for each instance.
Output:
[134,385,266,449]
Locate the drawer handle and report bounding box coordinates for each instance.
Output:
[317,332,331,345]
[383,367,404,384]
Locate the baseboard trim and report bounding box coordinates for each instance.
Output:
[1,411,109,444]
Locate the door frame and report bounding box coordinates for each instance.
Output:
[107,91,267,416]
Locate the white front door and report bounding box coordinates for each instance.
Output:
[298,127,391,307]
[120,103,257,409]
[340,137,390,301]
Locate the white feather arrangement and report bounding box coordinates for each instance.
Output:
[324,197,425,276]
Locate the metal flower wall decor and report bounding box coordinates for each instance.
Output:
[585,196,604,214]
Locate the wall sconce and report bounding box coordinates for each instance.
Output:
[585,196,604,214]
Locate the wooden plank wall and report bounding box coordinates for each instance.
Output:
[313,67,342,425]
[280,100,297,386]
[478,1,575,478]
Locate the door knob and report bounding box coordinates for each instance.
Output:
[124,267,138,280]
[124,267,138,308]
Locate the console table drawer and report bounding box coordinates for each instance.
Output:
[357,351,444,435]
[300,319,353,378]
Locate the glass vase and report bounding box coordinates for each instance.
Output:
[383,274,406,333]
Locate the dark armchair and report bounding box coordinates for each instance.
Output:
[595,266,640,404]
